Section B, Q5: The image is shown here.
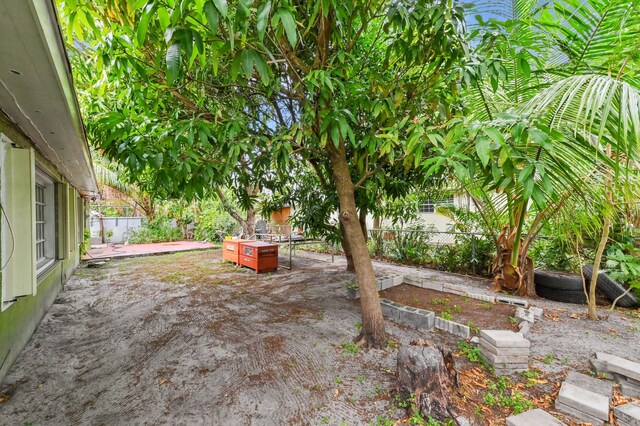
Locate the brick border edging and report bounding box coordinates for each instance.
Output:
[346,274,540,340]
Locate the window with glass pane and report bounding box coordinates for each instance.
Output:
[35,183,46,262]
[35,169,56,274]
[418,195,454,213]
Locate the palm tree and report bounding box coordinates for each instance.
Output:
[448,0,640,299]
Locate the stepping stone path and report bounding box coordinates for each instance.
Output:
[590,353,640,397]
[506,408,566,426]
[479,330,529,375]
[614,402,640,426]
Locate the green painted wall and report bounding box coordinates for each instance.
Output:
[0,119,85,383]
[0,252,79,381]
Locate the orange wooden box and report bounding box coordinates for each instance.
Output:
[238,241,278,273]
[222,239,254,265]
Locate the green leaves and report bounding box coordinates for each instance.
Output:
[256,2,271,41]
[231,49,270,84]
[136,4,156,46]
[203,0,220,34]
[273,8,297,47]
[476,137,491,167]
[165,43,181,84]
[212,0,228,17]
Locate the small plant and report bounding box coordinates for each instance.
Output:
[484,376,534,415]
[356,374,367,383]
[480,301,493,309]
[440,311,453,321]
[374,384,384,395]
[450,304,461,313]
[431,297,449,306]
[340,342,359,355]
[355,322,362,331]
[457,341,491,370]
[465,321,480,334]
[543,353,557,365]
[345,280,358,290]
[371,416,395,426]
[508,316,518,324]
[334,377,343,384]
[321,417,330,424]
[80,228,91,254]
[522,369,542,387]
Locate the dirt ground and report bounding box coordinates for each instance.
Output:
[380,285,518,332]
[1,250,639,425]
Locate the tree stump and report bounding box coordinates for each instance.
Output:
[397,339,457,421]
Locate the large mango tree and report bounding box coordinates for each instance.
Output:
[60,0,467,347]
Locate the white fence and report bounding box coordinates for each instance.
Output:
[89,217,145,244]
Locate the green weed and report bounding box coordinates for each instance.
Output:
[440,311,453,321]
[543,354,556,365]
[457,341,491,370]
[340,342,359,355]
[484,376,534,415]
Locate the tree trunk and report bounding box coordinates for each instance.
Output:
[327,142,386,348]
[373,215,381,230]
[588,145,614,320]
[588,216,610,319]
[397,339,457,421]
[359,208,368,242]
[214,187,256,238]
[340,218,355,273]
[99,214,105,244]
[491,226,533,296]
[243,208,256,238]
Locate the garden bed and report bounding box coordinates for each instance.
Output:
[380,284,519,333]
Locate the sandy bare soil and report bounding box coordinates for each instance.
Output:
[1,249,639,425]
[0,251,456,425]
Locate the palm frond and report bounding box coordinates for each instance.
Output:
[548,0,640,76]
[522,74,640,153]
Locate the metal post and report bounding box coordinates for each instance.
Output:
[471,233,477,275]
[331,242,335,263]
[289,237,292,269]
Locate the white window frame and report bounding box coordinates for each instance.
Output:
[418,195,454,214]
[35,168,56,276]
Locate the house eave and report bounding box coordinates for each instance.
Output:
[0,0,98,197]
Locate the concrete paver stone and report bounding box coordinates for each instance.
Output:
[556,382,610,421]
[606,354,640,382]
[479,350,529,365]
[555,401,604,425]
[564,371,613,400]
[614,402,640,426]
[479,340,529,356]
[506,408,566,426]
[515,307,534,323]
[479,330,530,348]
[528,306,543,319]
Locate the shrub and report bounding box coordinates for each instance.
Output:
[128,218,182,243]
[605,239,640,298]
[193,207,240,241]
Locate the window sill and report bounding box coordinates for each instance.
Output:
[37,259,60,285]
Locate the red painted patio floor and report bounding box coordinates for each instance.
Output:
[83,241,217,260]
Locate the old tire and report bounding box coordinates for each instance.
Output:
[535,284,588,304]
[534,270,584,291]
[582,265,638,308]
